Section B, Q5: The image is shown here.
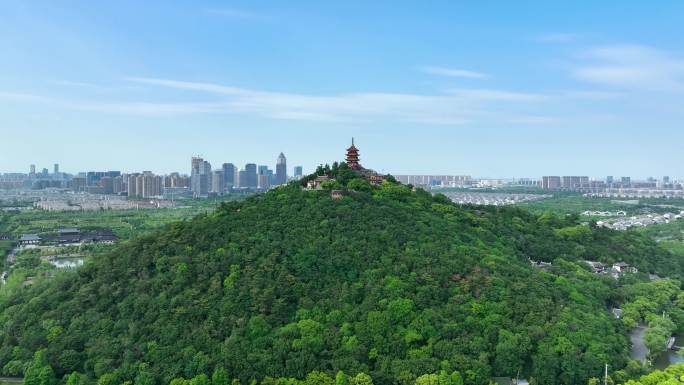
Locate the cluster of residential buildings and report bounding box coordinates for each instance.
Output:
[394,175,472,188]
[581,210,628,217]
[444,192,550,206]
[188,153,303,197]
[585,260,638,279]
[541,175,683,196]
[596,211,684,231]
[0,154,305,199]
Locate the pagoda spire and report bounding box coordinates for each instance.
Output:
[346,138,360,170]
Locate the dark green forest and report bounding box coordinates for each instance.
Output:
[1,168,683,385]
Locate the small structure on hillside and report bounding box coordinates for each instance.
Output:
[331,190,344,200]
[56,228,81,244]
[612,308,623,319]
[585,260,605,273]
[19,234,41,245]
[585,260,637,279]
[345,139,386,185]
[306,175,332,190]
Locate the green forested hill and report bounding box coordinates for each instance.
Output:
[0,176,682,385]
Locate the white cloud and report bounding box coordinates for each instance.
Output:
[573,45,684,92]
[127,77,245,95]
[124,77,551,124]
[421,66,489,79]
[446,88,546,101]
[0,92,52,102]
[1,77,627,127]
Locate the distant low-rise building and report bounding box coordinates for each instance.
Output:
[19,234,41,245]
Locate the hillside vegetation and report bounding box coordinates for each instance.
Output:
[1,168,682,385]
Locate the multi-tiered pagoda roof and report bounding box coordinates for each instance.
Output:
[346,138,361,170]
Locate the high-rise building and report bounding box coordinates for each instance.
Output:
[100,177,114,194]
[664,176,670,184]
[238,170,246,188]
[191,157,212,197]
[275,153,287,185]
[165,172,189,188]
[70,177,86,192]
[29,164,36,175]
[621,176,631,186]
[244,163,258,189]
[141,172,162,198]
[606,176,614,184]
[294,166,303,178]
[222,163,236,188]
[212,170,225,193]
[86,171,120,186]
[53,163,59,175]
[258,174,270,190]
[127,174,140,197]
[113,176,124,194]
[541,176,561,190]
[258,165,271,189]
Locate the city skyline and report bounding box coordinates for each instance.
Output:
[2,1,684,177]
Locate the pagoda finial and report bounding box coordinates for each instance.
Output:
[352,137,354,146]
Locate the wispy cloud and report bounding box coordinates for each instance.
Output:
[573,45,684,92]
[421,66,489,79]
[0,77,558,125]
[124,77,552,124]
[0,91,52,103]
[1,76,628,126]
[446,88,546,101]
[127,77,244,95]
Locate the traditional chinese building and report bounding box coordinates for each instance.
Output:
[346,138,361,170]
[345,139,386,185]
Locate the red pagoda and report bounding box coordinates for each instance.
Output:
[346,138,361,170]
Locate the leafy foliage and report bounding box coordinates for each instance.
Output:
[0,181,682,385]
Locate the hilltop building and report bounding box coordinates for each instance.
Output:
[346,139,360,170]
[344,139,385,185]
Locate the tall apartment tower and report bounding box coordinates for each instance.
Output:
[212,170,225,193]
[191,157,212,197]
[294,166,303,178]
[127,173,140,197]
[258,165,271,190]
[275,152,287,185]
[541,176,561,190]
[222,163,236,188]
[244,163,258,189]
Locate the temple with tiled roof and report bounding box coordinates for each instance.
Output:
[346,138,361,170]
[344,139,385,185]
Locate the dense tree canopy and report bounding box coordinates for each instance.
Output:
[1,174,682,385]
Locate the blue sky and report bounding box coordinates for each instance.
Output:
[1,1,683,178]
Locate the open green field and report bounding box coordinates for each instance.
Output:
[0,196,244,240]
[516,195,684,216]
